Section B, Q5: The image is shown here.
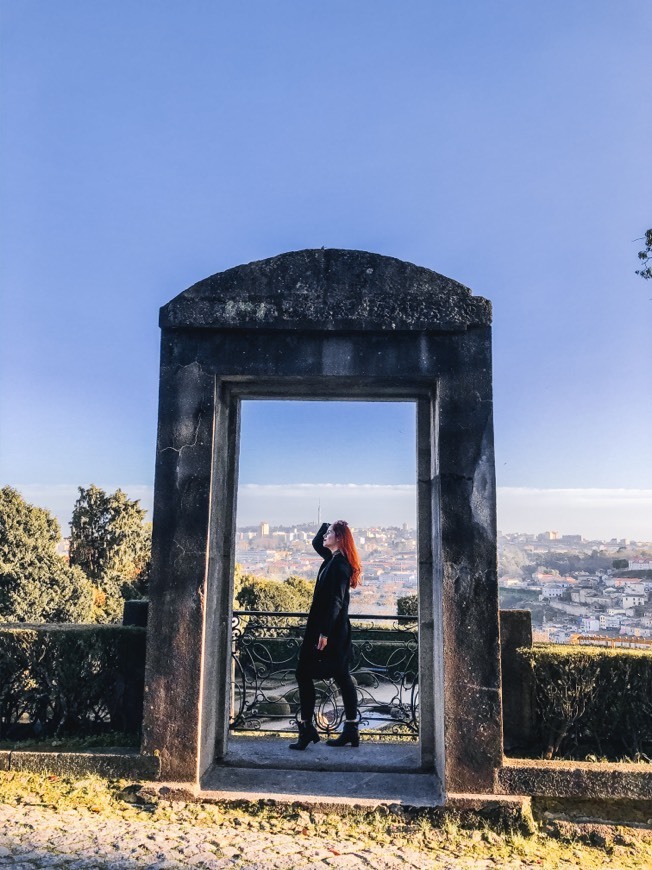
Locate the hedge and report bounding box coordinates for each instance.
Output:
[518,643,652,761]
[0,625,146,740]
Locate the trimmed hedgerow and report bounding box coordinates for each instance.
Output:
[518,643,652,761]
[0,625,145,740]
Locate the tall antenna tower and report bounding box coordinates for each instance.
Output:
[317,499,321,526]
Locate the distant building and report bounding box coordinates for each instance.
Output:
[623,582,646,595]
[600,614,622,629]
[622,594,646,609]
[571,589,597,604]
[630,560,652,571]
[581,617,601,633]
[539,584,565,600]
[259,521,270,537]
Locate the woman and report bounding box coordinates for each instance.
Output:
[290,520,362,751]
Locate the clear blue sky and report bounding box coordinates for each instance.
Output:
[1,2,650,538]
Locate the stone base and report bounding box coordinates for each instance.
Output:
[497,758,652,800]
[186,768,533,831]
[2,748,160,780]
[200,764,441,810]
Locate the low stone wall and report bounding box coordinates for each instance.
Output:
[497,758,652,800]
[0,749,159,780]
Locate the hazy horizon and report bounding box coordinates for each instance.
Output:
[10,482,652,544]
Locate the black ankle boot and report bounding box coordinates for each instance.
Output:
[289,720,320,750]
[326,720,359,747]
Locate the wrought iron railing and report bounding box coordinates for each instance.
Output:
[231,611,418,737]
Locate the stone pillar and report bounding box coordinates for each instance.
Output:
[499,610,534,752]
[436,330,502,794]
[141,347,216,782]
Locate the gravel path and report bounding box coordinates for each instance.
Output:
[0,801,502,869]
[3,793,650,868]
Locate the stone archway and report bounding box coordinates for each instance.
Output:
[142,249,501,798]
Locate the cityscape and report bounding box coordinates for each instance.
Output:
[236,522,417,615]
[235,522,652,642]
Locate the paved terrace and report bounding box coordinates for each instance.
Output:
[204,737,437,809]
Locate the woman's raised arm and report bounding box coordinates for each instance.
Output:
[312,522,331,560]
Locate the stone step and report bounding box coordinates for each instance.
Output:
[200,764,442,809]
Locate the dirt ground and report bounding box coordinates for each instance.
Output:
[1,771,652,868]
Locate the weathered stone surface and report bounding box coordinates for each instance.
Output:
[497,758,652,799]
[142,359,217,782]
[0,752,9,772]
[145,249,501,797]
[200,765,441,809]
[435,335,500,794]
[9,751,160,780]
[160,249,491,332]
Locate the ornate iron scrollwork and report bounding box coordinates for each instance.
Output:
[230,611,419,737]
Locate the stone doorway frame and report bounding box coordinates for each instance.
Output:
[142,249,503,797]
[230,393,424,744]
[211,386,437,767]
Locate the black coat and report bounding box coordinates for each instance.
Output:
[298,523,353,678]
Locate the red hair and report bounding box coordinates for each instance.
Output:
[332,520,362,589]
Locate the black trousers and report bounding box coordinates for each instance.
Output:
[295,661,358,723]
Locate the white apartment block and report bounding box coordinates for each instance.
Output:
[623,582,646,595]
[539,584,565,600]
[600,614,622,629]
[622,595,647,609]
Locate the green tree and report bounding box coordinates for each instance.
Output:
[236,576,300,613]
[235,573,314,613]
[283,575,313,611]
[69,485,151,623]
[635,228,652,280]
[612,558,629,570]
[397,594,418,617]
[0,486,93,623]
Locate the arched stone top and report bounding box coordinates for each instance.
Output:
[160,248,491,331]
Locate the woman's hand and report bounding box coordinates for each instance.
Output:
[317,634,328,651]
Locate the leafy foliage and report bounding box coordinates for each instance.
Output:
[69,486,151,623]
[0,486,94,624]
[236,573,312,613]
[0,624,145,739]
[281,575,313,611]
[397,594,418,617]
[635,228,652,280]
[519,643,652,760]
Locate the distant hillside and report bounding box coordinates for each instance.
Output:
[498,587,559,627]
